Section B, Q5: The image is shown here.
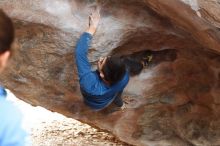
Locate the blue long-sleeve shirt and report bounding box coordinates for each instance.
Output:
[0,87,27,146]
[75,32,129,110]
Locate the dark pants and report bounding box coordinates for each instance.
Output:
[123,57,143,76]
[113,91,123,107]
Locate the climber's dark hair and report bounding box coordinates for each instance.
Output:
[0,9,14,54]
[102,56,126,85]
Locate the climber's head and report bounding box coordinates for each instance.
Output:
[98,56,126,85]
[0,9,14,73]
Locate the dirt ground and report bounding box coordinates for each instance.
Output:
[6,90,131,146]
[30,115,130,146]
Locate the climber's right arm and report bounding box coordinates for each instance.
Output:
[75,32,93,79]
[75,8,100,80]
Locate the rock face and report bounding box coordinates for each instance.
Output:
[0,0,220,146]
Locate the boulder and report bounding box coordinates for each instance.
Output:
[0,0,220,145]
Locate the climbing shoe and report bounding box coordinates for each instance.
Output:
[141,51,153,67]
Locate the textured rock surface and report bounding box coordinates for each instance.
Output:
[192,0,220,28]
[181,0,220,38]
[0,0,220,146]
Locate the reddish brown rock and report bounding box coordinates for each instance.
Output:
[0,0,220,146]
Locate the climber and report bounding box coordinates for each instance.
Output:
[75,8,130,111]
[122,51,153,76]
[0,9,28,145]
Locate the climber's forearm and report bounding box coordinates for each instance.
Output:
[86,26,96,35]
[86,8,100,35]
